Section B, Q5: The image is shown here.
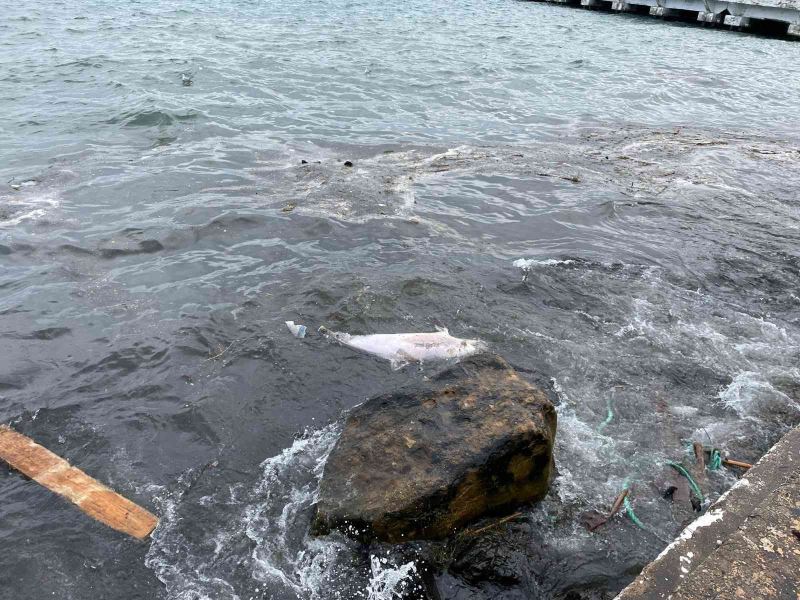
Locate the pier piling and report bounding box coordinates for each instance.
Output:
[526,0,800,38]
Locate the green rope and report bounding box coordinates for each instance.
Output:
[621,480,646,529]
[708,449,722,471]
[622,496,644,529]
[666,461,704,504]
[597,396,614,433]
[682,440,695,459]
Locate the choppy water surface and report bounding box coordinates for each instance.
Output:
[1,1,799,599]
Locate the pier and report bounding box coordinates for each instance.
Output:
[526,0,800,37]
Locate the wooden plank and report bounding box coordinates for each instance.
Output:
[0,425,158,540]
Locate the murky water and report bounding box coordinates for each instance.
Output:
[1,1,799,599]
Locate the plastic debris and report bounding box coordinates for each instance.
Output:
[285,321,307,338]
[318,326,485,369]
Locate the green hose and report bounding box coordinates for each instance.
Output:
[666,461,704,504]
[620,479,646,529]
[616,452,709,539]
[623,495,646,529]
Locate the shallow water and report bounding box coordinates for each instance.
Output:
[1,1,799,599]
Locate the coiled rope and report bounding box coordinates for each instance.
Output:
[708,448,723,471]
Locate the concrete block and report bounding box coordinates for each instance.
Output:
[724,14,752,27]
[650,6,680,17]
[698,10,725,23]
[788,23,800,35]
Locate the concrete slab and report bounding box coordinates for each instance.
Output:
[725,14,753,26]
[616,426,800,600]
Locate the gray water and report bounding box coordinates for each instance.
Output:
[1,1,799,599]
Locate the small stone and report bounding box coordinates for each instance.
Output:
[343,160,353,167]
[282,203,296,213]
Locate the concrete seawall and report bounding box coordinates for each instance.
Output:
[525,0,800,37]
[616,426,800,600]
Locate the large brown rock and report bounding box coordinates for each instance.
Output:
[312,353,557,542]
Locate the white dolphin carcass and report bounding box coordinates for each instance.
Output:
[319,326,486,369]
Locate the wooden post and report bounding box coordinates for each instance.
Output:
[691,441,708,487]
[0,426,158,540]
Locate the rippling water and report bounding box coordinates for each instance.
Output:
[1,1,799,599]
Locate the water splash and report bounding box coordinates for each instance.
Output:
[147,424,421,600]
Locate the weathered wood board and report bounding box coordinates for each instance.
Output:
[0,425,158,540]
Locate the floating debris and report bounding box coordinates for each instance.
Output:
[583,488,629,532]
[0,426,158,539]
[318,326,485,369]
[722,458,753,470]
[698,445,753,471]
[285,321,307,338]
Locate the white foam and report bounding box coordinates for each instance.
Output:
[513,258,575,270]
[718,371,796,416]
[0,190,61,226]
[365,556,417,600]
[668,405,699,418]
[246,425,345,598]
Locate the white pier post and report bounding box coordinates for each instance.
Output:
[650,6,680,17]
[724,14,752,28]
[697,11,725,24]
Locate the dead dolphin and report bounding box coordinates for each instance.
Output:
[318,326,486,369]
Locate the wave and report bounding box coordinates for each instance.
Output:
[146,424,421,600]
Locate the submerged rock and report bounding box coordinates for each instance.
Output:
[312,353,557,542]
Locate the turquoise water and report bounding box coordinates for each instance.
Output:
[1,2,799,599]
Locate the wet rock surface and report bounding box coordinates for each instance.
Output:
[312,353,558,542]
